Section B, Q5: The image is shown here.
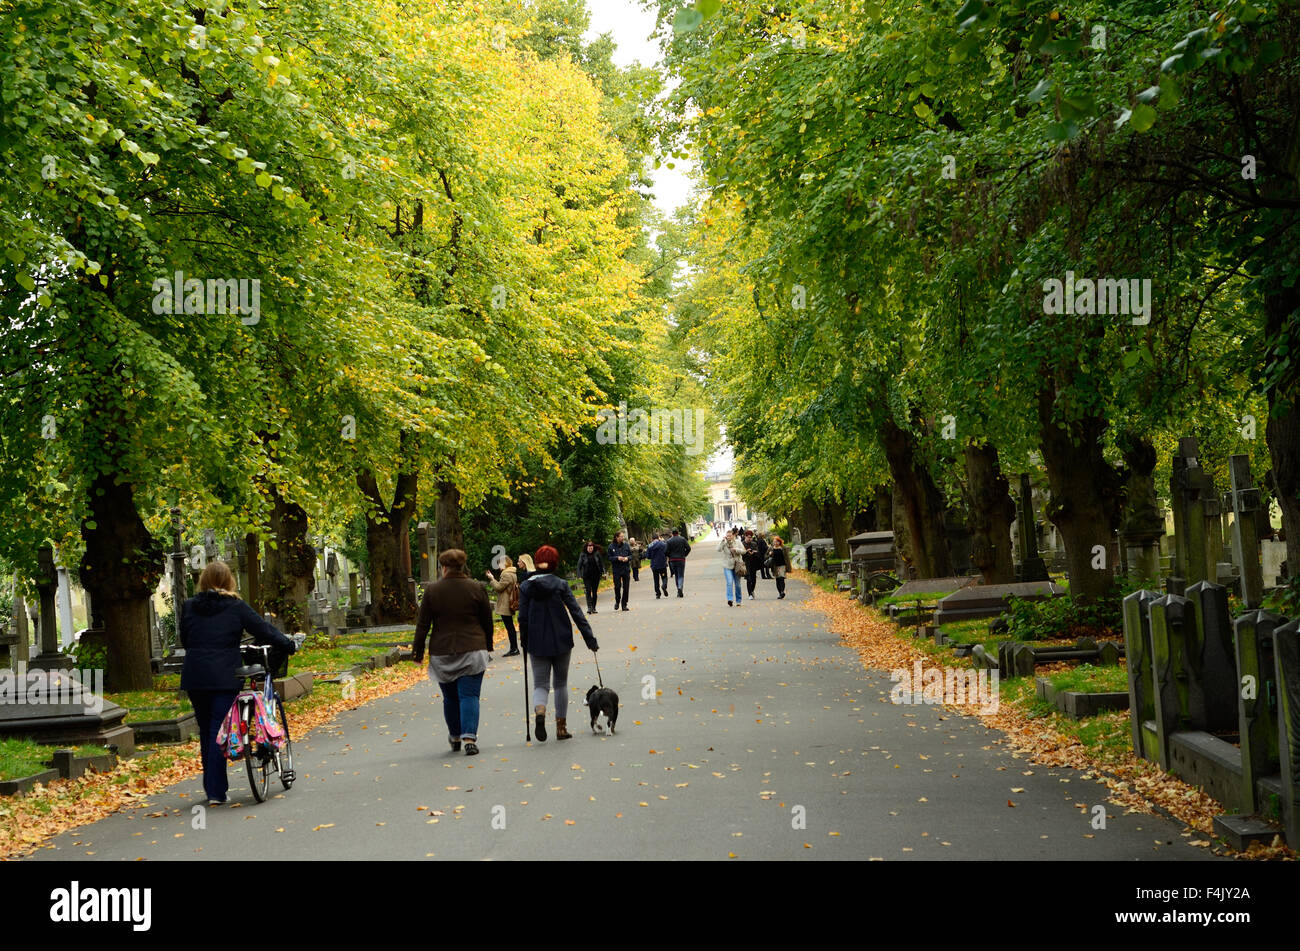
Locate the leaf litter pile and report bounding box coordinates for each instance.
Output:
[0,663,426,859]
[801,580,1293,860]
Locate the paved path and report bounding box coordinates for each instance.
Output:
[29,544,1219,860]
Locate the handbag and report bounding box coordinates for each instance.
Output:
[508,581,520,614]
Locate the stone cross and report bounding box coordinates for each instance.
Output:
[1225,454,1264,609]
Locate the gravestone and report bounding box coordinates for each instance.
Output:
[29,546,72,672]
[932,580,1065,625]
[1274,619,1300,847]
[790,528,802,548]
[1234,610,1283,815]
[1122,589,1161,760]
[1015,474,1049,582]
[12,592,29,665]
[0,666,135,755]
[55,565,74,650]
[1262,541,1287,589]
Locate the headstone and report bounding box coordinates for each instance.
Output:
[1171,438,1211,587]
[1273,619,1300,847]
[1262,540,1287,590]
[790,528,802,547]
[1234,610,1283,814]
[1015,474,1049,582]
[55,566,75,650]
[1182,582,1238,732]
[932,580,1065,625]
[29,546,72,672]
[1148,593,1193,770]
[13,592,29,665]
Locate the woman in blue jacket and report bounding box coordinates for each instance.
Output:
[518,545,598,742]
[180,561,297,805]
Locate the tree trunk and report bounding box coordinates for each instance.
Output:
[244,532,261,610]
[263,492,315,632]
[79,473,162,691]
[874,485,892,531]
[357,467,419,624]
[1036,382,1123,601]
[880,417,953,578]
[1265,281,1300,577]
[436,479,464,552]
[800,498,825,539]
[962,442,1016,584]
[828,498,849,558]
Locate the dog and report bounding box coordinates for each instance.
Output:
[585,684,619,734]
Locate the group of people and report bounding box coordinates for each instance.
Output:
[717,527,790,606]
[576,528,693,611]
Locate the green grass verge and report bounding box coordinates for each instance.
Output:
[1045,663,1128,694]
[0,738,113,783]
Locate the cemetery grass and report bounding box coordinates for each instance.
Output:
[0,660,426,858]
[796,572,1294,858]
[0,739,107,783]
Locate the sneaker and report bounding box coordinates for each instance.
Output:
[727,600,733,606]
[464,742,479,756]
[622,606,629,612]
[449,738,461,752]
[677,591,683,598]
[535,714,547,742]
[206,797,228,806]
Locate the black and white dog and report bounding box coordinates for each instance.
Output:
[586,684,619,734]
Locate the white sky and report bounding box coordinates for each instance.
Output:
[583,0,697,217]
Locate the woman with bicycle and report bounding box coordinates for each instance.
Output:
[180,561,297,805]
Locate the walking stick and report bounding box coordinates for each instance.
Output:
[523,635,531,742]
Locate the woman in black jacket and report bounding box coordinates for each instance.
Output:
[519,545,598,741]
[576,540,604,614]
[180,561,297,805]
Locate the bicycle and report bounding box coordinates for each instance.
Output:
[234,639,302,802]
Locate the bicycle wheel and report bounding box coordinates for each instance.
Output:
[243,699,270,803]
[276,691,295,790]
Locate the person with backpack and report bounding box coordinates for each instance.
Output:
[768,535,790,599]
[519,544,599,741]
[413,549,495,756]
[577,540,604,614]
[181,560,298,805]
[607,530,632,611]
[484,555,521,657]
[646,533,669,598]
[665,528,691,598]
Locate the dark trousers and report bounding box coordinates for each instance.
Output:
[670,561,685,592]
[583,577,600,611]
[746,568,758,596]
[652,567,668,596]
[612,570,630,608]
[191,688,239,802]
[632,562,640,581]
[775,572,787,597]
[500,614,518,652]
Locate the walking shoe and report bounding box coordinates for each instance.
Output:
[556,717,572,740]
[464,742,479,756]
[504,649,520,657]
[677,591,683,598]
[206,797,228,806]
[535,713,547,741]
[449,738,461,752]
[727,600,733,606]
[622,606,629,612]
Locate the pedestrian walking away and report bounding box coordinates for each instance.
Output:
[181,560,299,805]
[608,530,632,611]
[665,527,691,597]
[718,529,746,606]
[756,531,771,579]
[769,535,790,599]
[578,540,604,613]
[484,555,520,656]
[412,548,495,756]
[516,553,536,585]
[646,533,669,598]
[519,544,599,742]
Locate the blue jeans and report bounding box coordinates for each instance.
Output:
[670,561,685,592]
[440,672,484,741]
[190,688,239,802]
[723,568,740,602]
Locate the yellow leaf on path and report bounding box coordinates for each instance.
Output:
[312,824,335,831]
[565,820,576,826]
[1011,787,1026,793]
[728,852,737,858]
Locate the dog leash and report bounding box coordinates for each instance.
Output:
[594,651,604,689]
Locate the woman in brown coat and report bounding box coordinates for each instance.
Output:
[484,556,520,657]
[412,549,494,755]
